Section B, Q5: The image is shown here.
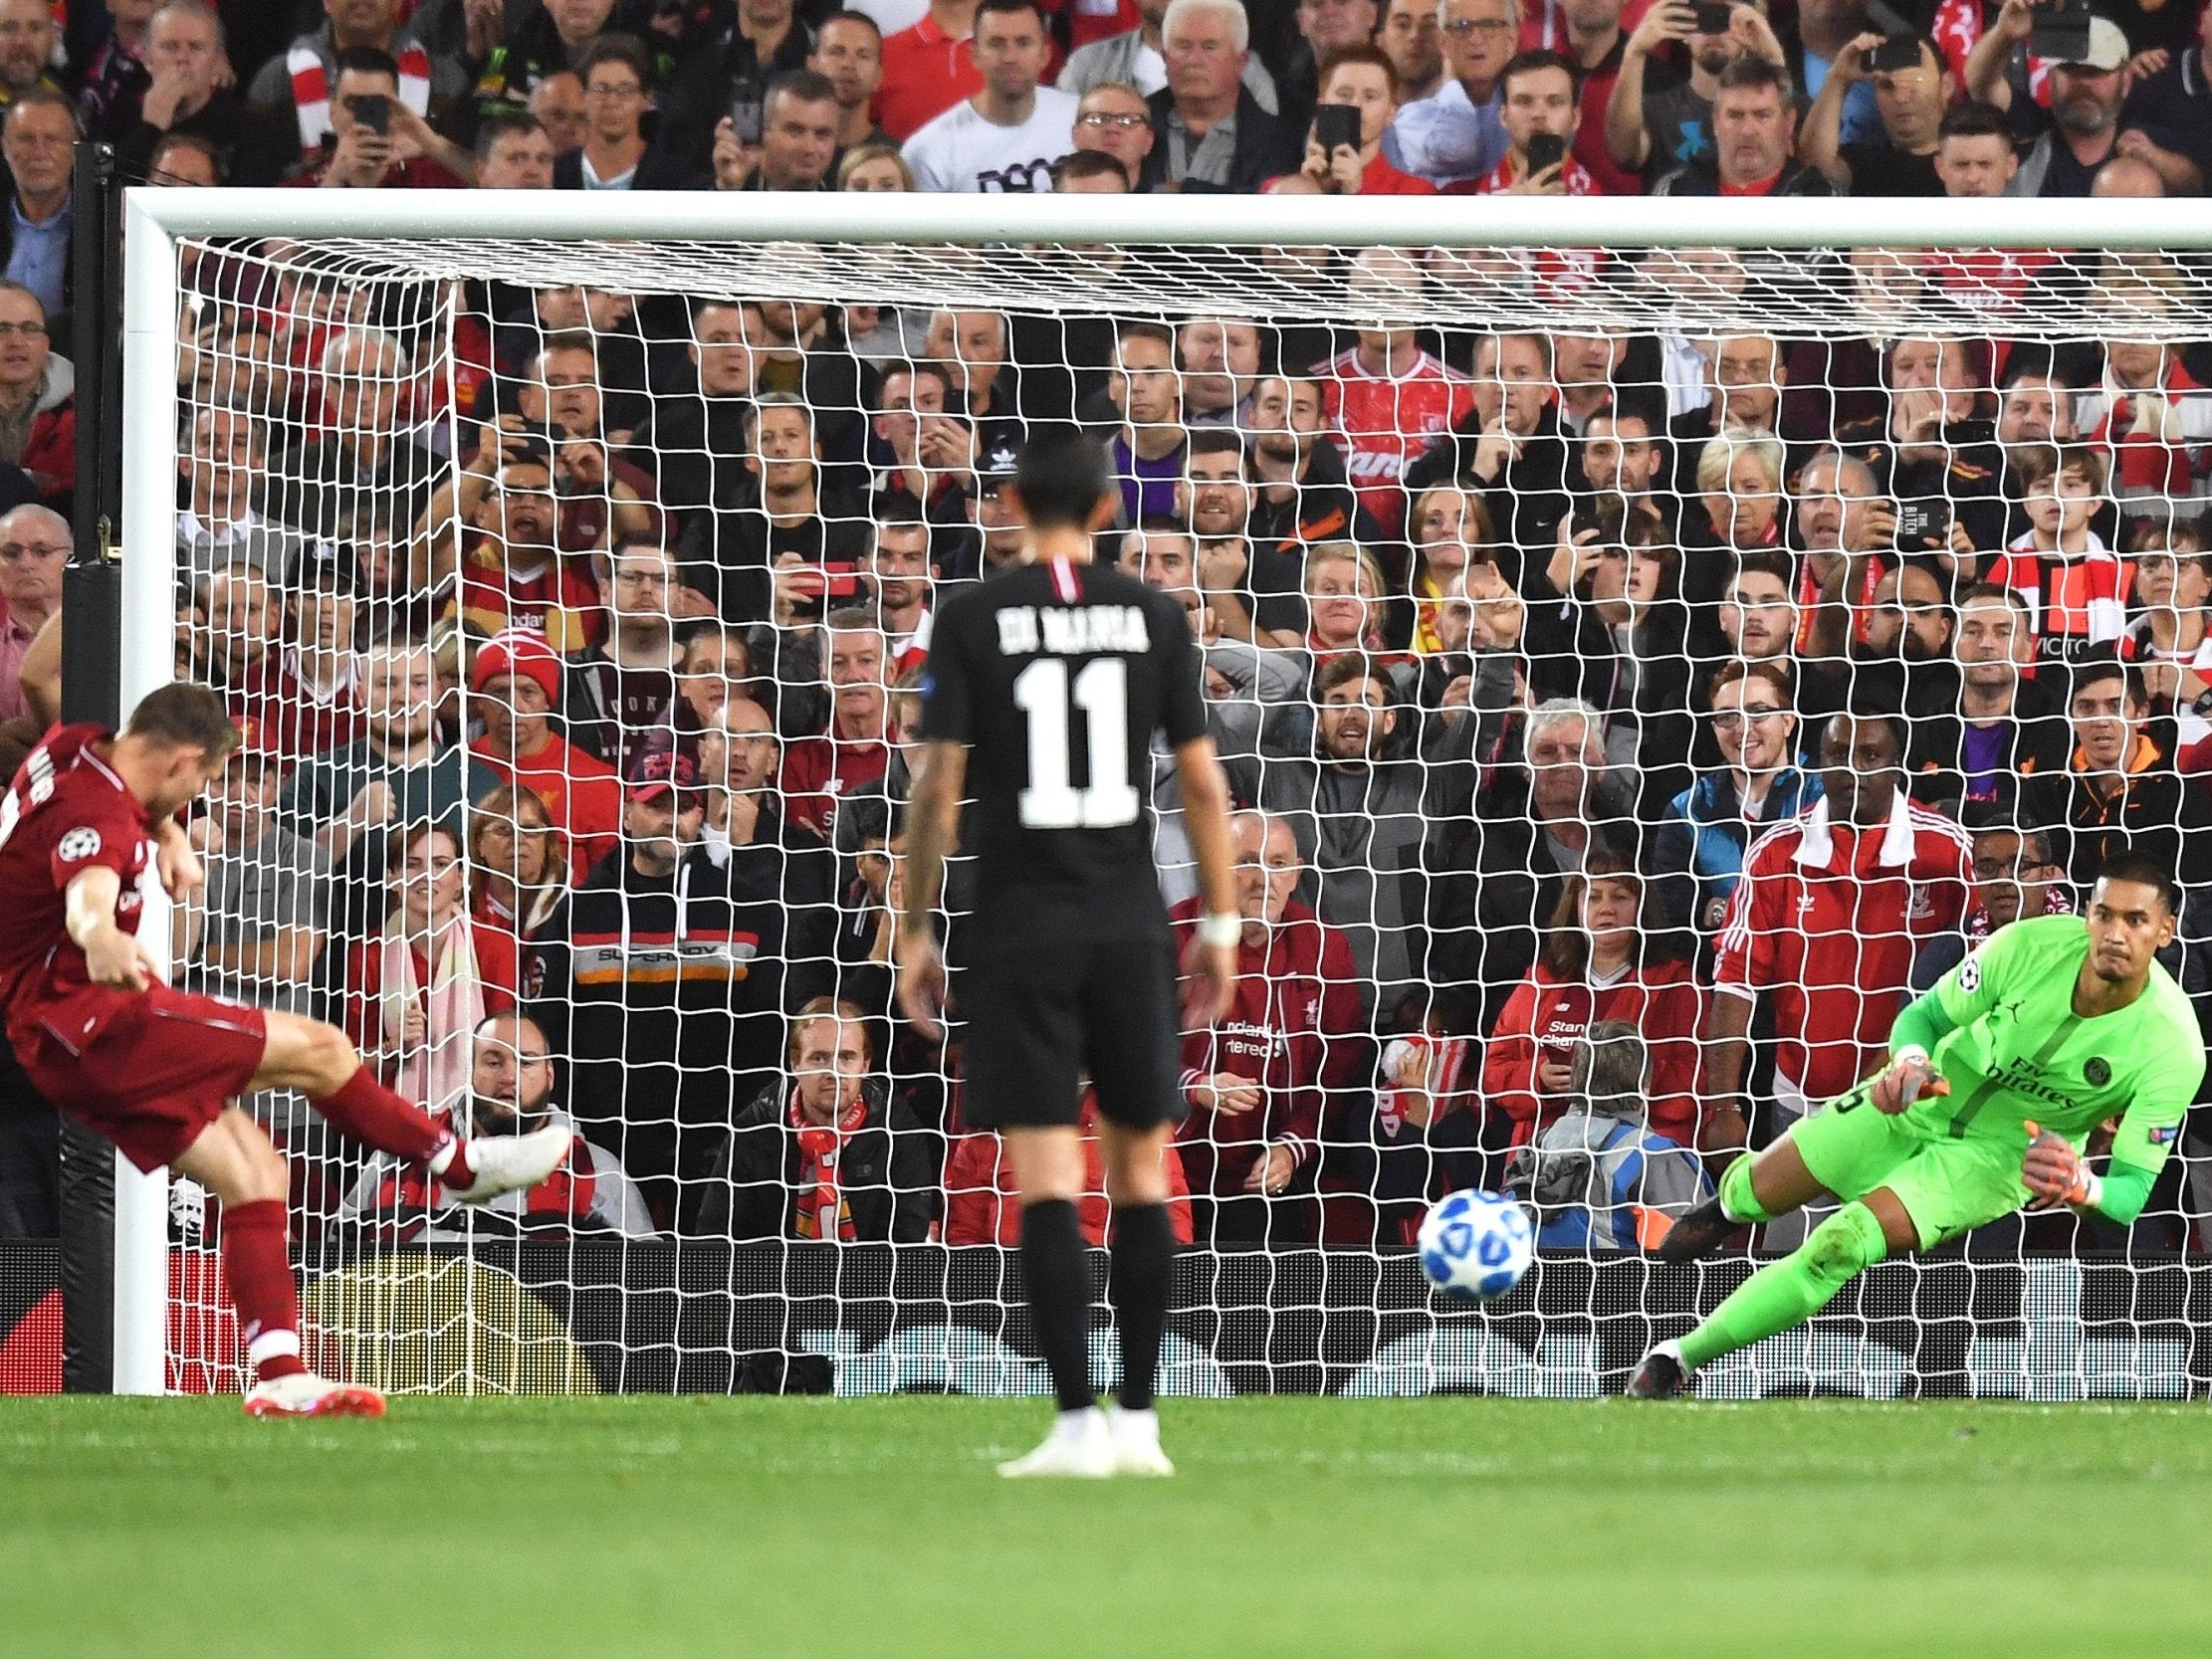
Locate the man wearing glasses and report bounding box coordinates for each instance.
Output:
[1383,0,1515,184]
[0,501,62,725]
[553,34,702,189]
[0,282,63,516]
[1910,817,2071,992]
[1069,80,1159,183]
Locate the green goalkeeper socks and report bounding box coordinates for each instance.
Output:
[1678,1201,1889,1371]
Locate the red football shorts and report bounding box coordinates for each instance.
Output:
[14,984,269,1173]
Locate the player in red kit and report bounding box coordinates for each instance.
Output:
[0,685,573,1417]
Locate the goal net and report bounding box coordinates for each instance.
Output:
[126,190,2212,1400]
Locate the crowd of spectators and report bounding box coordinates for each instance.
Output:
[2,0,2212,1260]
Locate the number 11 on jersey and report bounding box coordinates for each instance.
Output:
[1012,657,1139,829]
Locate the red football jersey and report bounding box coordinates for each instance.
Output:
[1712,796,1972,1103]
[1318,348,1473,536]
[0,725,153,1030]
[778,733,890,840]
[450,542,603,653]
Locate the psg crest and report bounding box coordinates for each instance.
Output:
[2085,1058,2111,1087]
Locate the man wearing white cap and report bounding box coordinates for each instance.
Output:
[1964,2,2134,196]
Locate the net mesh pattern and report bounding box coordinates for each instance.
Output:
[148,216,2212,1398]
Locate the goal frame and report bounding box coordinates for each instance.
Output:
[112,186,2197,1393]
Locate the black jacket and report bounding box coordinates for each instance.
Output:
[1403,404,1572,571]
[698,1077,938,1242]
[1247,438,1386,550]
[624,386,754,515]
[2019,736,2212,890]
[1906,675,2074,811]
[1138,87,1300,194]
[526,845,790,1141]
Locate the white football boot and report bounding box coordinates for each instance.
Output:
[444,1126,572,1203]
[1107,1406,1175,1477]
[243,1371,387,1419]
[997,1406,1116,1478]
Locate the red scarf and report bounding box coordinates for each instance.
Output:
[368,1112,597,1238]
[790,1092,869,1241]
[289,40,433,157]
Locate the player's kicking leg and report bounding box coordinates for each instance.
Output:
[997,1125,1115,1478]
[253,1010,569,1200]
[1654,1131,1832,1267]
[173,1107,385,1418]
[1630,1089,1923,1398]
[1098,1120,1178,1477]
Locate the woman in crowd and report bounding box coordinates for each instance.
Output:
[1303,540,1397,668]
[1690,431,1787,553]
[837,143,913,191]
[341,818,517,1112]
[469,783,569,958]
[1479,851,1705,1150]
[1407,484,1494,655]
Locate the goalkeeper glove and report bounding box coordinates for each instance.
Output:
[2021,1120,2103,1211]
[1870,1046,1949,1114]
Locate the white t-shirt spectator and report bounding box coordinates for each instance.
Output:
[903,88,1079,193]
[849,0,929,36]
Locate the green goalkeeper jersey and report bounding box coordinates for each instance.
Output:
[1900,914,2202,1191]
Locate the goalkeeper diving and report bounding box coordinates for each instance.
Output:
[1628,851,2205,1398]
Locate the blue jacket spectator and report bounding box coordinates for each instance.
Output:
[1503,1021,1713,1252]
[1651,660,1822,934]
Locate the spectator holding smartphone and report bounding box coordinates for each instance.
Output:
[1654,55,1835,196]
[289,48,471,188]
[1606,0,1767,183]
[1459,49,1599,194]
[1800,32,1947,195]
[1277,45,1433,194]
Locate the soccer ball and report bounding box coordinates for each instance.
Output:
[1417,1190,1535,1300]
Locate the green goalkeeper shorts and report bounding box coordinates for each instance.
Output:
[1787,1089,2030,1251]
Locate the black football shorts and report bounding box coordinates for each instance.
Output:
[958,932,1184,1132]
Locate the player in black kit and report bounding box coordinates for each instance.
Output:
[898,429,1239,1479]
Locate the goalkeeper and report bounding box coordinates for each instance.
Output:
[1628,852,2204,1398]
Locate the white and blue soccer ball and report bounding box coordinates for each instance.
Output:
[1417,1190,1535,1300]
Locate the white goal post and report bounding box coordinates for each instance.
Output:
[112,186,2210,1398]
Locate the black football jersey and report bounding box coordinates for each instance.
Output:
[919,555,1206,925]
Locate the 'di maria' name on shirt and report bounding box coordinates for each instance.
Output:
[995,605,1152,658]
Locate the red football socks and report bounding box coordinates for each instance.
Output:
[223,1199,307,1384]
[312,1064,475,1188]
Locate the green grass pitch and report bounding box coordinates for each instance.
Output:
[5,1394,2211,1657]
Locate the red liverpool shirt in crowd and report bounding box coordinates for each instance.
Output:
[1319,346,1473,537]
[1713,792,1972,1112]
[1480,958,1706,1146]
[469,728,624,878]
[1167,897,1367,1197]
[452,542,603,654]
[778,732,890,840]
